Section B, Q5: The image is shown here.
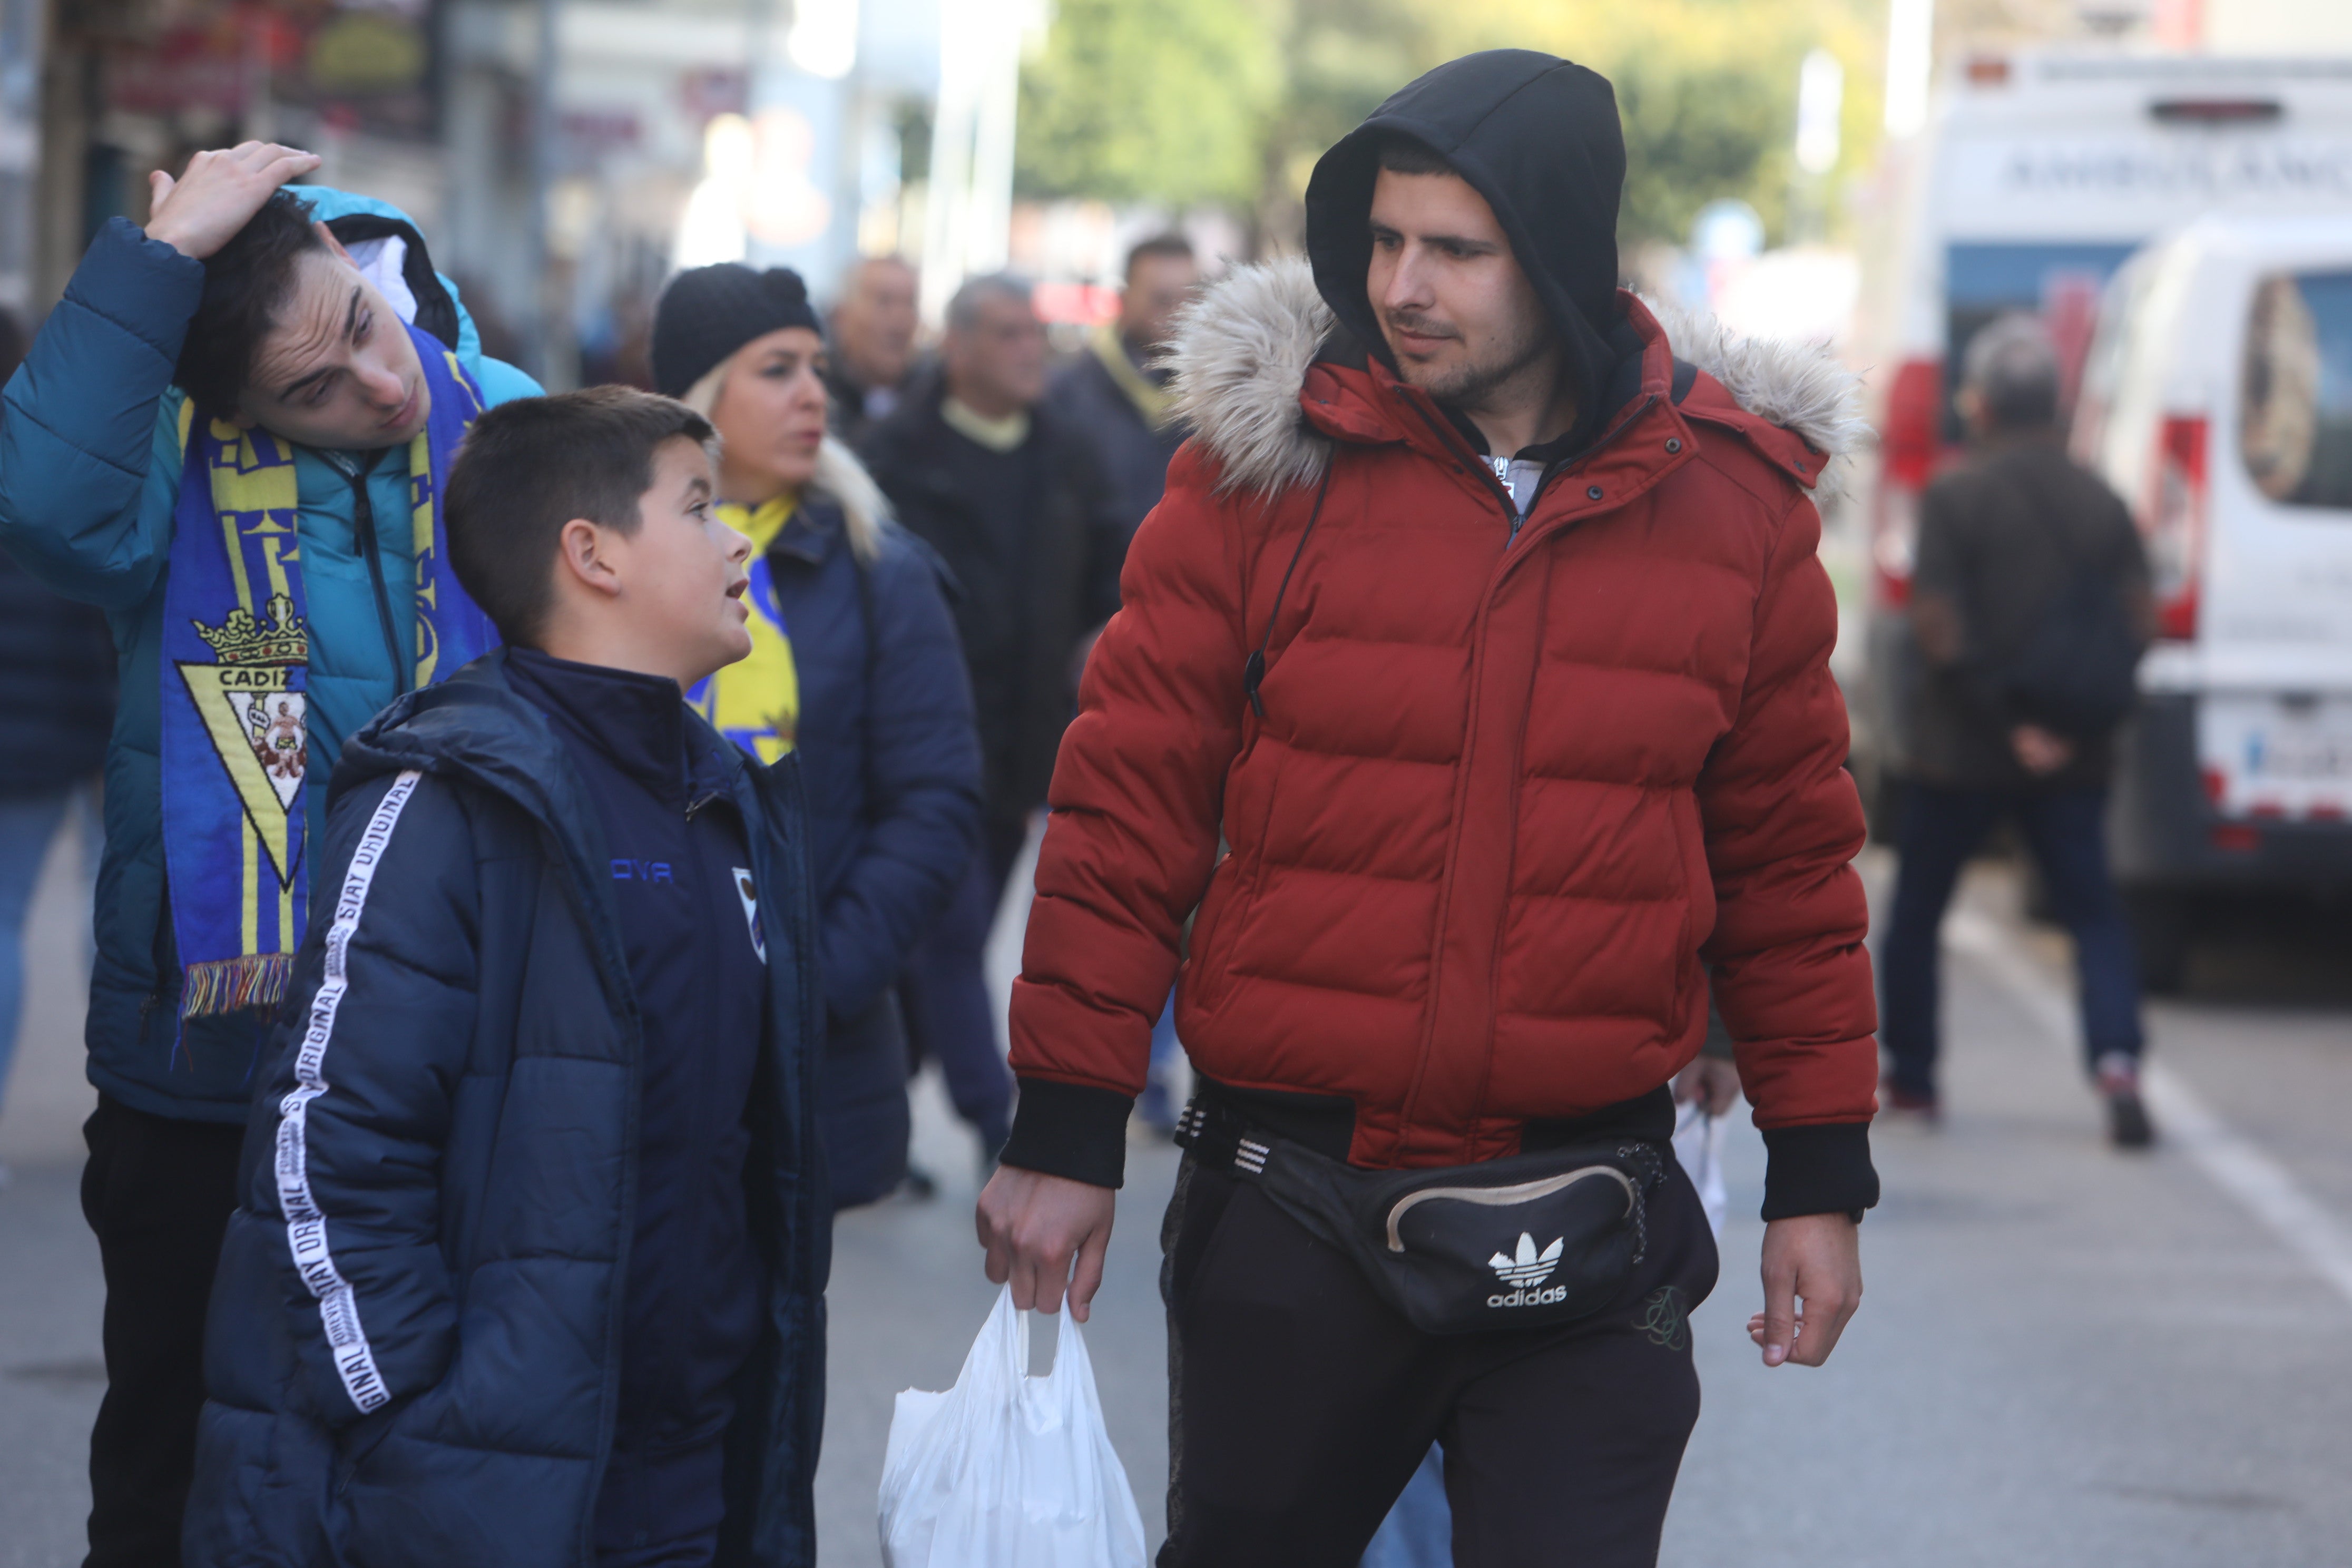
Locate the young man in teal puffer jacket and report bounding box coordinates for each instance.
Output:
[0,141,538,1564]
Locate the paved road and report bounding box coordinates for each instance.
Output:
[5,827,2351,1565]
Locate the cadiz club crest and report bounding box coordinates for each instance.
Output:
[180,594,309,888]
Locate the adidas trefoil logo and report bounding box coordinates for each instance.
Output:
[1490,1232,1564,1288]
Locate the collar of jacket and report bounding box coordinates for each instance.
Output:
[1087,323,1177,429]
[328,650,762,1013]
[1161,255,1870,502]
[940,395,1031,452]
[765,496,848,566]
[500,645,730,813]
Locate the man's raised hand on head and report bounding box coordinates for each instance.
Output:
[145,143,322,262]
[976,1165,1117,1321]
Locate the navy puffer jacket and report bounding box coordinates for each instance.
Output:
[185,654,826,1568]
[771,498,981,1208]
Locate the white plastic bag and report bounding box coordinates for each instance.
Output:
[1672,1100,1730,1238]
[879,1284,1148,1568]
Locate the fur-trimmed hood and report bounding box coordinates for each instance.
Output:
[1163,257,1870,501]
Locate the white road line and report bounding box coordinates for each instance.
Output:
[1944,906,2352,1309]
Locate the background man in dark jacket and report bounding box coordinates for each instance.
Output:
[824,255,922,443]
[859,272,1125,1165]
[1883,313,2156,1145]
[187,388,826,1568]
[1048,233,1199,543]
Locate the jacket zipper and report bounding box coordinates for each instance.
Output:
[1387,387,1663,1158]
[342,452,410,696]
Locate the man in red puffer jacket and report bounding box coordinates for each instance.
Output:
[978,50,1880,1567]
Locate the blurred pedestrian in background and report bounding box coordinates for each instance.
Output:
[1882,312,2156,1146]
[1048,233,1200,543]
[0,310,115,1189]
[859,272,1126,1171]
[1047,232,1204,1134]
[0,143,539,1565]
[826,255,924,444]
[655,262,982,1210]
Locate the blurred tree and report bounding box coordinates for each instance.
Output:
[1245,0,1445,251]
[1439,0,1885,247]
[1015,0,1884,254]
[1015,0,1283,210]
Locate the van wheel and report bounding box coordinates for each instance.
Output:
[2122,888,2195,996]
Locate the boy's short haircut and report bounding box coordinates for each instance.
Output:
[444,387,717,647]
[175,190,329,415]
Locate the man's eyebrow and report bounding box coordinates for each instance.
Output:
[273,287,362,401]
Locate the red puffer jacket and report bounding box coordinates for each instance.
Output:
[1006,261,1878,1214]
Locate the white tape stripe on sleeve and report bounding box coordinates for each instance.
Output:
[273,768,422,1415]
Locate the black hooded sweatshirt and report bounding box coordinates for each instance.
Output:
[1304,50,1634,468]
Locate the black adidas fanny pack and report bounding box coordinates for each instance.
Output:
[1174,1097,1667,1336]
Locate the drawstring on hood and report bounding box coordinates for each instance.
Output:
[1304,50,1628,429]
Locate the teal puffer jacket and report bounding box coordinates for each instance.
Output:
[0,188,540,1123]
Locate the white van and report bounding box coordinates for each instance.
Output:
[2070,213,2352,987]
[1850,50,2352,838]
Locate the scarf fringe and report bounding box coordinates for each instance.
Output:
[180,952,295,1019]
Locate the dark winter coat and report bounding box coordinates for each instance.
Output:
[1907,434,2151,790]
[184,654,826,1568]
[0,546,115,797]
[857,388,1126,865]
[1046,339,1189,542]
[770,498,981,1207]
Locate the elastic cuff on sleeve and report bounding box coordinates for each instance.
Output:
[999,1077,1131,1190]
[1759,1121,1879,1221]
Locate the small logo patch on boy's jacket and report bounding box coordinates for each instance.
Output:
[733,868,766,964]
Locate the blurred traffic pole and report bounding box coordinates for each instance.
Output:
[1884,0,1934,140]
[526,0,568,387]
[1787,48,1843,246]
[918,0,1034,327]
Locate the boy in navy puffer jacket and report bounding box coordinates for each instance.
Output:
[185,388,826,1568]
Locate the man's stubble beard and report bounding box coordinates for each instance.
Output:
[1393,308,1554,414]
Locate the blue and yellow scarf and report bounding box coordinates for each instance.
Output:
[687,495,801,762]
[160,322,496,1018]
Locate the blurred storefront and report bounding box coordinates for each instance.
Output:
[1,0,962,386]
[12,0,449,319]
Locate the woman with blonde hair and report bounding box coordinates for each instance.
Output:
[653,263,981,1208]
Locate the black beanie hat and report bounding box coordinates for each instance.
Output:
[651,263,822,398]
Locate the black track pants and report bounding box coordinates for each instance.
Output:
[80,1095,245,1568]
[1157,1153,1719,1568]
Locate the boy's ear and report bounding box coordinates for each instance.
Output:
[316,221,356,268]
[556,517,625,600]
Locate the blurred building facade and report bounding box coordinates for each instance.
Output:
[0,0,991,387]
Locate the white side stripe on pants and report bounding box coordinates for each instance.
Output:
[273,767,423,1415]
